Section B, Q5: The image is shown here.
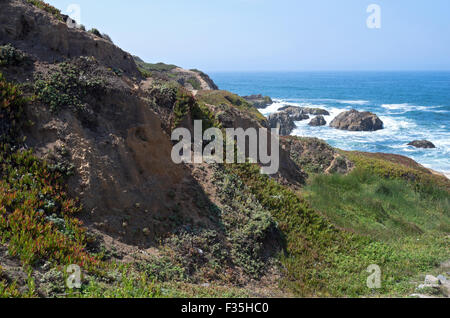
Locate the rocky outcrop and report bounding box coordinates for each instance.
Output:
[277,106,309,121]
[268,112,296,136]
[330,109,383,131]
[279,105,330,116]
[411,272,450,298]
[281,136,354,174]
[0,0,139,76]
[243,94,273,109]
[408,140,436,149]
[303,107,330,116]
[190,69,218,90]
[309,115,327,126]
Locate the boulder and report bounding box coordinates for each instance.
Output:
[302,107,330,116]
[408,140,436,149]
[330,109,383,131]
[277,106,309,121]
[242,94,273,109]
[424,275,440,285]
[279,105,330,116]
[268,112,296,136]
[309,115,327,126]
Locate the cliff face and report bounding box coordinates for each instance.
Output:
[0,0,221,247]
[0,0,139,76]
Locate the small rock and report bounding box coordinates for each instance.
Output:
[201,283,210,288]
[437,275,447,283]
[408,140,436,149]
[424,275,440,285]
[409,293,435,298]
[309,115,327,127]
[277,106,310,121]
[417,283,440,290]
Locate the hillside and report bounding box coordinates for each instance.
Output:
[0,0,448,298]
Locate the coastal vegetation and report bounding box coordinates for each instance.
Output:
[0,0,448,298]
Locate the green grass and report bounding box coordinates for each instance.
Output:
[230,163,449,297]
[133,56,178,77]
[304,168,450,240]
[196,90,267,124]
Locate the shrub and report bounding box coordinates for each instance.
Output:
[187,77,201,90]
[172,88,195,128]
[26,0,64,21]
[34,62,105,113]
[0,72,27,143]
[0,44,26,67]
[88,28,102,38]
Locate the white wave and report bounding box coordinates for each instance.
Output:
[337,100,369,105]
[381,103,444,113]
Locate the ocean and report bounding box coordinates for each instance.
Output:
[209,71,450,178]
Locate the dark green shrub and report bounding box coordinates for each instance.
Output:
[34,62,105,113]
[88,28,102,37]
[0,44,26,66]
[0,72,27,143]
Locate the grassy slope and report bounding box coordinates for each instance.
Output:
[195,90,267,124]
[232,162,449,297]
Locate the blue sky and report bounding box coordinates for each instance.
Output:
[47,0,450,72]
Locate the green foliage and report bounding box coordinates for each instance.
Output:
[160,230,230,282]
[304,168,450,240]
[26,0,64,21]
[213,166,279,277]
[345,151,450,194]
[0,44,26,67]
[187,77,201,90]
[196,90,267,123]
[88,28,102,37]
[0,147,100,269]
[172,88,195,128]
[0,73,27,143]
[34,62,105,113]
[133,56,177,77]
[230,163,450,296]
[80,265,162,298]
[146,80,179,110]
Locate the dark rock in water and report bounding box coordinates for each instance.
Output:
[309,115,327,126]
[408,140,436,149]
[243,94,273,109]
[302,107,330,116]
[279,105,330,116]
[330,109,383,131]
[278,106,309,121]
[268,112,296,136]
